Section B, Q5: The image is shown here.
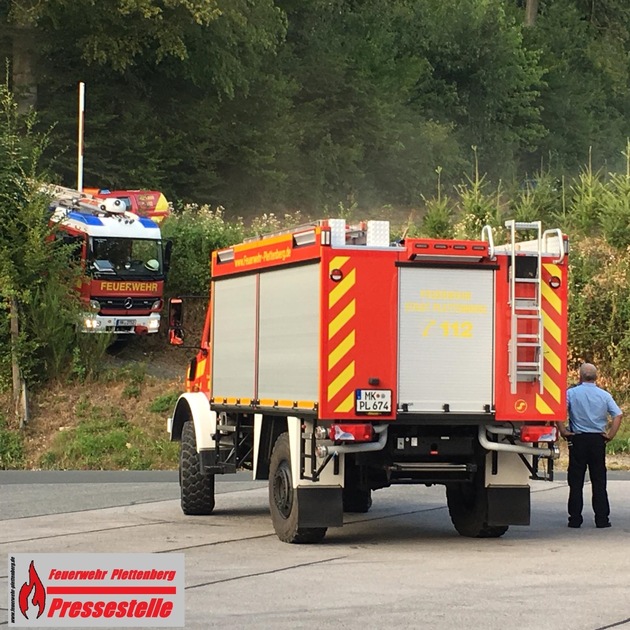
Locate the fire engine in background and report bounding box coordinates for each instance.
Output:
[48,185,172,335]
[167,218,568,543]
[84,188,171,223]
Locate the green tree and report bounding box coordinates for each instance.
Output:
[405,0,546,180]
[0,82,98,388]
[275,0,462,209]
[1,0,223,110]
[522,0,630,173]
[29,0,287,209]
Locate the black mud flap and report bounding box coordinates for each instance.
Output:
[297,487,343,528]
[487,486,530,526]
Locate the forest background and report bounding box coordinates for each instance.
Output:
[3,0,630,468]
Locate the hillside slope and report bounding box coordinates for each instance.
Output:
[2,336,193,470]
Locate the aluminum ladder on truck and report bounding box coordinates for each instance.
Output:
[505,220,544,395]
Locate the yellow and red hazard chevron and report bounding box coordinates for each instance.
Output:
[536,263,565,415]
[326,256,357,413]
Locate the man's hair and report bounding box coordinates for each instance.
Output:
[579,363,597,382]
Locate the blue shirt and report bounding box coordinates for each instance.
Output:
[567,382,622,434]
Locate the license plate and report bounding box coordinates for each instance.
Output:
[116,319,136,327]
[355,389,392,414]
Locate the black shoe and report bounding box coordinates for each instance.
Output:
[568,520,582,528]
[596,521,611,528]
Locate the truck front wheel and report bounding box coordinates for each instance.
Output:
[180,420,215,515]
[269,433,327,544]
[446,476,508,538]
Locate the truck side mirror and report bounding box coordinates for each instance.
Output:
[163,240,173,274]
[168,297,184,345]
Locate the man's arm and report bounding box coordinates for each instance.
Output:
[556,421,574,439]
[559,391,574,439]
[604,414,622,442]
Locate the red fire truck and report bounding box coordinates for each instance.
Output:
[167,218,568,542]
[48,186,171,335]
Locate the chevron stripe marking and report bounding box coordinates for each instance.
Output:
[543,372,561,404]
[329,256,350,274]
[541,282,562,315]
[535,394,554,415]
[543,342,561,374]
[335,392,355,413]
[542,312,561,344]
[328,330,355,370]
[543,263,560,277]
[329,299,356,340]
[329,268,356,309]
[328,362,355,401]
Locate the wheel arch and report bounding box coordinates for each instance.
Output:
[253,414,288,480]
[169,392,216,451]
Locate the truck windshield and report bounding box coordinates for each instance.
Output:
[88,237,163,278]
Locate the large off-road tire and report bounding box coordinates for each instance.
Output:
[343,459,372,513]
[446,474,508,538]
[269,433,327,544]
[180,420,215,515]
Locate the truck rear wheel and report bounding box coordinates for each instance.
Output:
[180,421,215,515]
[446,475,508,538]
[269,433,327,544]
[343,487,372,513]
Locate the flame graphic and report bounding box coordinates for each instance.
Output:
[19,561,46,620]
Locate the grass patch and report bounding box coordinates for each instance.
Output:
[39,403,178,470]
[149,392,180,414]
[606,417,630,455]
[0,415,25,469]
[119,362,147,385]
[608,435,630,455]
[123,383,142,399]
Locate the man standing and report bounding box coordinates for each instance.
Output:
[557,363,622,528]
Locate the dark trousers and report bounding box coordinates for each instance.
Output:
[567,433,609,525]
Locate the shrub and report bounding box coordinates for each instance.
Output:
[0,82,109,388]
[161,205,244,296]
[0,416,25,469]
[149,392,180,414]
[567,237,630,392]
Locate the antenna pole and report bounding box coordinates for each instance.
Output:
[77,81,85,192]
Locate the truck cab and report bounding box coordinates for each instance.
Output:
[49,193,171,335]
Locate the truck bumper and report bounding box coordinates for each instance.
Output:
[81,313,160,334]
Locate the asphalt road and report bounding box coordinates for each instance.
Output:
[2,471,630,630]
